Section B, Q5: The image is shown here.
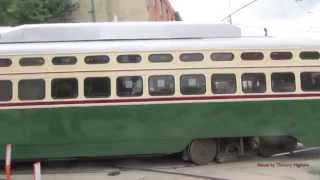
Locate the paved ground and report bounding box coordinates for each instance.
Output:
[2,147,320,180]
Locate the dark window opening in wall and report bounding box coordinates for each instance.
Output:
[242,73,266,93]
[84,77,111,98]
[0,80,12,101]
[149,75,175,96]
[180,74,206,95]
[300,51,320,60]
[212,74,237,94]
[149,54,173,63]
[211,53,234,61]
[19,79,45,100]
[117,76,143,97]
[85,55,109,64]
[301,72,320,91]
[52,78,78,99]
[180,53,204,62]
[20,57,45,66]
[117,55,142,63]
[271,52,293,60]
[0,59,12,67]
[272,73,296,92]
[241,52,264,61]
[52,56,77,65]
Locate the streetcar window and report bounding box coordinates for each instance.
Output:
[272,73,296,92]
[19,79,45,100]
[241,52,264,61]
[85,55,109,64]
[211,52,234,61]
[301,72,320,91]
[212,74,237,94]
[117,76,143,97]
[149,75,175,96]
[242,73,266,93]
[149,54,173,63]
[52,56,77,65]
[180,74,206,95]
[271,52,293,60]
[300,51,320,60]
[0,80,12,101]
[84,77,111,98]
[52,78,78,99]
[0,59,12,67]
[117,55,142,63]
[180,53,204,62]
[20,57,45,66]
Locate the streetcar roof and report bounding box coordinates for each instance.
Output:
[0,22,241,43]
[0,37,319,55]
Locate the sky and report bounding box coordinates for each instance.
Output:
[169,0,320,37]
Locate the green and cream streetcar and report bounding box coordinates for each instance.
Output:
[0,22,319,164]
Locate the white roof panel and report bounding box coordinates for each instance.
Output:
[0,22,241,43]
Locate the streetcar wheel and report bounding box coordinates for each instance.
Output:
[188,139,217,165]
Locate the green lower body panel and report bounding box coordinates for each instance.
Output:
[0,99,319,159]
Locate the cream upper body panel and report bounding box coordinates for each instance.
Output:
[0,37,319,75]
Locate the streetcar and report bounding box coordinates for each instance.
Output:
[0,22,319,165]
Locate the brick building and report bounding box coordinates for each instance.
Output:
[66,0,180,22]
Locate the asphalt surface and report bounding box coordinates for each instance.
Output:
[2,147,320,180]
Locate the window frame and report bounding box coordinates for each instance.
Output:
[180,74,206,95]
[0,59,12,67]
[271,72,296,93]
[116,76,143,97]
[0,80,12,102]
[211,52,234,61]
[148,54,173,63]
[211,74,237,94]
[180,53,204,62]
[148,75,175,96]
[85,55,110,64]
[51,78,79,99]
[18,79,46,101]
[52,56,77,65]
[84,77,111,98]
[300,51,320,60]
[241,73,267,93]
[117,54,142,63]
[241,52,264,61]
[20,57,45,66]
[300,72,320,92]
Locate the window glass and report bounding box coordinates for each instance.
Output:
[0,80,12,101]
[242,73,266,93]
[180,74,206,95]
[0,59,12,67]
[271,73,296,92]
[117,76,143,97]
[211,52,234,61]
[300,51,320,60]
[241,52,264,61]
[149,54,173,62]
[52,56,77,65]
[20,57,45,66]
[84,77,111,98]
[271,52,293,60]
[212,74,237,94]
[19,79,45,100]
[180,53,204,62]
[149,75,174,96]
[85,55,109,64]
[301,72,320,91]
[117,55,142,63]
[52,78,78,99]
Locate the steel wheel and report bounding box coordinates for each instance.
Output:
[188,139,217,165]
